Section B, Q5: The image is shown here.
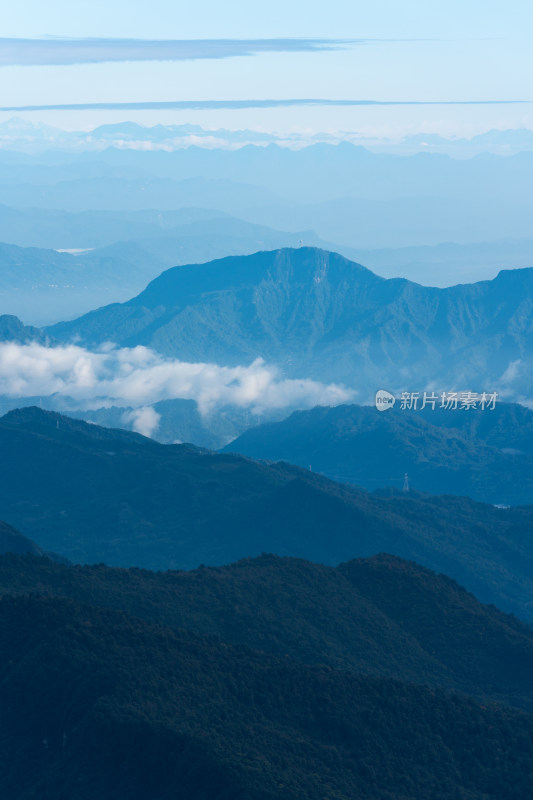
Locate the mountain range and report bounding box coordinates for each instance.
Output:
[2,549,533,712]
[4,109,533,800]
[1,545,533,798]
[223,401,533,506]
[2,587,533,799]
[1,203,532,301]
[2,139,533,250]
[2,406,533,621]
[46,247,533,402]
[5,118,533,155]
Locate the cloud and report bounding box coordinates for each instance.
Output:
[0,37,354,67]
[500,359,522,384]
[122,406,161,437]
[0,341,355,415]
[0,98,526,113]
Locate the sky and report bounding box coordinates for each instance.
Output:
[1,1,532,138]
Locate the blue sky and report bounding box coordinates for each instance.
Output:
[1,1,532,138]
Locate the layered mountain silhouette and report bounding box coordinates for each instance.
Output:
[3,139,533,247]
[2,406,533,620]
[2,551,533,712]
[47,247,533,400]
[2,591,533,800]
[223,401,533,505]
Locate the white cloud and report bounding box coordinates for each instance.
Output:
[122,406,161,437]
[0,341,355,415]
[500,359,522,385]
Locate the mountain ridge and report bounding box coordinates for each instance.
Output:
[222,400,533,505]
[1,549,532,711]
[46,246,533,399]
[2,406,533,620]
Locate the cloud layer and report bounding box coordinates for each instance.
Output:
[0,99,526,113]
[0,341,355,415]
[0,37,352,67]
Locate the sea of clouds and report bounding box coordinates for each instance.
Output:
[0,341,355,436]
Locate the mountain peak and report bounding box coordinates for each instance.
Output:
[493,266,533,282]
[131,245,380,310]
[46,246,533,398]
[0,314,48,344]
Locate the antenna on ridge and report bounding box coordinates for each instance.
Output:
[403,472,409,492]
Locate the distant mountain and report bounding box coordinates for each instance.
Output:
[3,407,533,620]
[48,247,533,401]
[243,191,533,249]
[2,551,533,712]
[71,398,282,450]
[0,314,50,344]
[0,213,331,323]
[0,241,149,323]
[400,128,533,156]
[4,116,533,156]
[223,401,533,506]
[2,592,533,800]
[0,174,280,215]
[0,239,162,295]
[0,207,327,260]
[343,237,533,286]
[0,204,230,249]
[2,141,533,247]
[2,201,533,291]
[0,117,284,153]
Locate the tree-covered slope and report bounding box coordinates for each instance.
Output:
[2,406,533,620]
[2,593,533,800]
[1,551,533,713]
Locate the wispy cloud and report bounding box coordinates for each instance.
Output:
[0,37,355,67]
[0,98,526,113]
[122,406,161,437]
[0,341,355,415]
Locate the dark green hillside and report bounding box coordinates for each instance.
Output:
[3,407,533,620]
[1,593,533,800]
[2,551,533,713]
